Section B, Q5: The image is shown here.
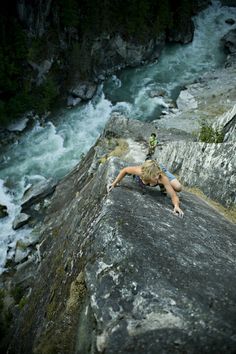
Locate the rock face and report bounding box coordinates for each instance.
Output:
[213,104,236,143]
[6,116,236,354]
[157,140,236,207]
[90,34,166,77]
[17,0,54,37]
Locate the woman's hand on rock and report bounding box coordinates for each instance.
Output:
[173,206,184,218]
[107,183,114,193]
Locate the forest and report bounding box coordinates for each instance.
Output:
[0,0,197,126]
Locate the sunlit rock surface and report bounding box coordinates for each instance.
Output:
[7,117,236,354]
[157,140,236,207]
[157,65,236,132]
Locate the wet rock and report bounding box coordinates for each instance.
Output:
[7,118,29,132]
[0,204,8,218]
[21,179,57,211]
[225,52,236,68]
[12,213,31,230]
[67,95,81,107]
[225,18,235,25]
[149,89,166,98]
[69,81,97,101]
[221,28,236,54]
[14,241,30,264]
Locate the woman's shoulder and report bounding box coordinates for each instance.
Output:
[159,173,170,184]
[124,165,142,175]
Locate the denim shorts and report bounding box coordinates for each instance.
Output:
[160,164,176,181]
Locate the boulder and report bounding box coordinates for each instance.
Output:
[21,179,57,211]
[225,18,235,25]
[221,29,236,54]
[0,204,8,218]
[69,82,97,101]
[14,241,30,264]
[176,90,198,111]
[7,118,29,132]
[12,213,31,230]
[67,95,81,107]
[149,89,166,98]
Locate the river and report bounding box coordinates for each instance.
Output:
[0,0,235,273]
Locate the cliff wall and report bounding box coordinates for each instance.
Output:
[5,115,236,354]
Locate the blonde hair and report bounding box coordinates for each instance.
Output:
[141,160,163,181]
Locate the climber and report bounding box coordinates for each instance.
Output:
[107,159,184,217]
[147,133,158,157]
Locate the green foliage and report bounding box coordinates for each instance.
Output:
[33,78,59,114]
[6,91,33,119]
[0,289,4,312]
[10,286,24,304]
[59,0,80,28]
[125,0,150,37]
[154,1,173,34]
[27,37,48,62]
[0,100,6,124]
[19,296,28,309]
[0,18,27,94]
[0,0,197,126]
[171,0,193,33]
[69,42,81,73]
[199,121,224,143]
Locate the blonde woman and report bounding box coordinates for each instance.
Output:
[107,160,184,217]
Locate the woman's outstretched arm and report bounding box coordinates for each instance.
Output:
[107,166,141,192]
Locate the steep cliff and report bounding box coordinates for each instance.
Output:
[5,115,236,354]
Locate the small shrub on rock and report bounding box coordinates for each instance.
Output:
[199,122,224,143]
